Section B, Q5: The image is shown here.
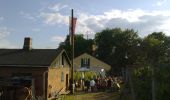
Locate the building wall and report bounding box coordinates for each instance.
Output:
[0,65,70,99]
[74,53,111,71]
[48,52,70,98]
[0,67,48,97]
[0,50,71,99]
[47,67,70,97]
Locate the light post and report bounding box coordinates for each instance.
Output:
[112,46,116,54]
[121,52,128,82]
[124,52,128,82]
[100,68,105,78]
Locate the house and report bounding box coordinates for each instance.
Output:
[0,37,71,100]
[74,53,111,77]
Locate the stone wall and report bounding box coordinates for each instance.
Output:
[48,66,70,97]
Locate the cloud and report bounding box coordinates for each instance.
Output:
[40,4,170,37]
[51,35,65,42]
[39,3,69,26]
[20,11,35,20]
[153,0,167,6]
[0,27,18,48]
[40,12,68,25]
[0,27,10,39]
[48,3,68,12]
[31,28,41,32]
[51,35,65,47]
[75,9,170,37]
[0,16,4,21]
[0,39,18,48]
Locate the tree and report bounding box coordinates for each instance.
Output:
[95,28,120,63]
[58,35,72,58]
[133,32,170,100]
[113,29,140,66]
[74,34,93,57]
[95,28,140,75]
[58,34,94,58]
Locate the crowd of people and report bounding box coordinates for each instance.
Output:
[84,76,123,93]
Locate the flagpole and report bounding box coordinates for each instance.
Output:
[71,9,75,94]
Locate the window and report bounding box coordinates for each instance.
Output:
[62,54,64,66]
[81,58,90,68]
[11,73,32,86]
[61,72,64,82]
[81,58,84,67]
[87,58,90,68]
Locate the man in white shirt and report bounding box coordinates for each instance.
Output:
[90,79,95,92]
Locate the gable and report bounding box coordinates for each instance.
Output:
[74,53,111,71]
[50,50,71,68]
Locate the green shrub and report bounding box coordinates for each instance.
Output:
[73,71,99,81]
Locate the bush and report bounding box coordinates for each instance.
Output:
[73,71,98,81]
[132,64,170,100]
[132,66,152,100]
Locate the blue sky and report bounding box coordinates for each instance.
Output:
[0,0,170,49]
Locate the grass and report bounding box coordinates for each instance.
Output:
[64,91,120,100]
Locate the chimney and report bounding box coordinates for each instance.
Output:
[23,37,32,51]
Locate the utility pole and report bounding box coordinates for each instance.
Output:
[71,9,75,94]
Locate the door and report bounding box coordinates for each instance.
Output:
[66,74,69,90]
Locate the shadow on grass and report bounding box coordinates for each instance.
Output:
[93,92,120,100]
[64,91,120,100]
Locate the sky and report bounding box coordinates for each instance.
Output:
[0,0,170,49]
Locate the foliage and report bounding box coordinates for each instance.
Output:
[84,71,98,80]
[73,72,82,81]
[155,64,170,100]
[57,28,170,99]
[74,34,94,57]
[132,64,170,100]
[73,71,98,81]
[95,28,141,75]
[141,32,167,63]
[131,32,170,100]
[58,34,94,58]
[132,66,152,100]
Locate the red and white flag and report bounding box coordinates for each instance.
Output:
[69,17,77,45]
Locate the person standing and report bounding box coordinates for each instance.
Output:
[85,80,90,92]
[90,79,95,92]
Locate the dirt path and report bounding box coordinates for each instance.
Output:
[65,92,120,100]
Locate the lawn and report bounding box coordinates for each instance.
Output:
[64,92,120,100]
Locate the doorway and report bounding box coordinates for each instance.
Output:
[66,74,69,90]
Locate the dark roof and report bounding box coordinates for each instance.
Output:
[0,49,62,67]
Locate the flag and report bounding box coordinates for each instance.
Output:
[69,17,77,45]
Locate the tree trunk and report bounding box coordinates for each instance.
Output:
[152,65,155,100]
[128,67,135,100]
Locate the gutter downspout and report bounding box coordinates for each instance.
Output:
[43,71,48,100]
